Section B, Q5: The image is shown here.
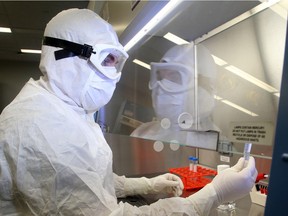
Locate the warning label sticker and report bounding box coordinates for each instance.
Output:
[228,122,274,146]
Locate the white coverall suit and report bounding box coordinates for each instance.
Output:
[0,8,257,216]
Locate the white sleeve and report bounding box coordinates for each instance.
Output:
[113,174,218,216]
[111,197,201,216]
[186,184,219,216]
[113,173,154,197]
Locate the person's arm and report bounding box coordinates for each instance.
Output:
[17,156,256,216]
[114,157,257,216]
[113,173,184,198]
[186,157,257,215]
[15,154,118,215]
[12,112,256,216]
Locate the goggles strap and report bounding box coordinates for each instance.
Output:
[43,36,95,60]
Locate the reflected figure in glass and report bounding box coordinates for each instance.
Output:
[131,43,220,148]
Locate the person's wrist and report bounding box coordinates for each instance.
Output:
[207,183,221,207]
[124,177,152,195]
[186,184,220,215]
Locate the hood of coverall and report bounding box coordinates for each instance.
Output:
[39,8,123,113]
[150,43,216,130]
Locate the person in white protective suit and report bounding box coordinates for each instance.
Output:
[0,8,257,216]
[131,43,220,144]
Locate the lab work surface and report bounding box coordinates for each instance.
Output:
[109,134,265,215]
[118,190,265,216]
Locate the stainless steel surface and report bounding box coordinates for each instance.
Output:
[210,195,265,216]
[119,186,265,216]
[119,194,265,215]
[105,133,196,177]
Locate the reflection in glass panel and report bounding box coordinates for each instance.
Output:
[100,0,287,156]
[198,2,287,155]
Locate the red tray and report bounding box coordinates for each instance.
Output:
[169,166,217,190]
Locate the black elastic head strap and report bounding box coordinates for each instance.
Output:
[42,36,95,60]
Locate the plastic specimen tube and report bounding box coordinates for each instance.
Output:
[189,156,198,172]
[243,143,252,167]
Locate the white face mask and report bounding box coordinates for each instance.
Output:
[149,62,193,93]
[152,80,184,129]
[81,71,119,112]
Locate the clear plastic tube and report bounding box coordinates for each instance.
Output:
[189,156,198,172]
[243,143,252,167]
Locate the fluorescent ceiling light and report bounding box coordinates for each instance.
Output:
[225,65,279,93]
[0,27,11,33]
[21,49,41,54]
[221,100,258,117]
[163,32,189,45]
[212,55,228,66]
[133,59,151,70]
[124,0,183,52]
[214,95,223,100]
[214,95,258,116]
[212,55,279,96]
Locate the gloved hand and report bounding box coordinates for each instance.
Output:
[186,157,257,216]
[123,173,184,197]
[149,173,184,196]
[211,157,258,204]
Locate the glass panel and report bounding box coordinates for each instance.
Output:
[99,0,287,156]
[196,2,287,155]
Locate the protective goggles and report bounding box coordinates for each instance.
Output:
[149,62,193,93]
[43,36,128,79]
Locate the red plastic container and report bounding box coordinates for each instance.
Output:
[169,166,217,190]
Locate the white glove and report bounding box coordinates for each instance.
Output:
[123,173,184,197]
[211,157,258,204]
[149,173,184,196]
[185,157,257,216]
